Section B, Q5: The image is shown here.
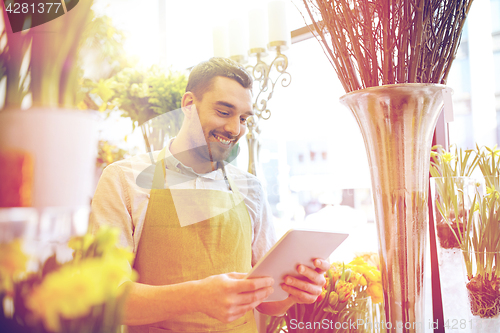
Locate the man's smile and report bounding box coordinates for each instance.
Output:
[213,133,235,146]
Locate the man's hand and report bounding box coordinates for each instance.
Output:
[196,273,274,323]
[256,258,330,317]
[281,258,330,304]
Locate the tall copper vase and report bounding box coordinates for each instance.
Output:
[341,84,445,332]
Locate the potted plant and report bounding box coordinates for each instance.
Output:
[431,144,500,318]
[0,0,99,209]
[462,146,500,318]
[85,65,188,152]
[0,5,30,110]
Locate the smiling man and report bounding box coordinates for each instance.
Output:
[90,58,329,333]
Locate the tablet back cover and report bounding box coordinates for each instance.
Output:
[246,229,348,302]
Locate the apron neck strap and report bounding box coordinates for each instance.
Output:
[152,147,241,197]
[219,162,241,197]
[152,146,168,190]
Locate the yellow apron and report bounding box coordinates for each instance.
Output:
[129,147,257,333]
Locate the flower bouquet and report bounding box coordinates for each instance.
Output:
[266,255,385,333]
[0,226,137,332]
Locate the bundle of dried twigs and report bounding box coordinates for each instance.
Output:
[300,0,474,92]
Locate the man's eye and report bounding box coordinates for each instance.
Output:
[241,117,247,124]
[218,110,229,116]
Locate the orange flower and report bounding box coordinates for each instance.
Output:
[335,280,353,303]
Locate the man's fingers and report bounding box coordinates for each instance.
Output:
[283,275,322,296]
[296,264,326,286]
[238,276,274,292]
[313,258,330,273]
[281,283,318,304]
[237,286,274,305]
[226,272,247,280]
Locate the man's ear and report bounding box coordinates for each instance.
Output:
[181,92,196,118]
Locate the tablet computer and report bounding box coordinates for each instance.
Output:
[246,229,348,302]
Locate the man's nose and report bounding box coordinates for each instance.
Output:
[224,115,241,137]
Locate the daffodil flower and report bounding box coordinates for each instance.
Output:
[441,152,456,164]
[486,186,500,199]
[487,144,500,158]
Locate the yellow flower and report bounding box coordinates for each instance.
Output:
[26,256,136,332]
[367,282,384,304]
[441,152,456,164]
[328,291,339,307]
[0,240,28,293]
[486,186,500,199]
[349,272,363,288]
[354,252,381,269]
[68,233,94,254]
[26,263,101,332]
[26,226,137,333]
[349,257,366,266]
[488,144,500,158]
[359,275,367,286]
[362,267,381,283]
[94,225,121,254]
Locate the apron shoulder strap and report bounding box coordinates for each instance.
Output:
[152,146,168,190]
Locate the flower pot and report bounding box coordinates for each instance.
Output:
[462,250,500,319]
[429,177,479,328]
[340,84,445,331]
[0,108,99,209]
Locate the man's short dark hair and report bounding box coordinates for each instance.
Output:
[186,57,253,100]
